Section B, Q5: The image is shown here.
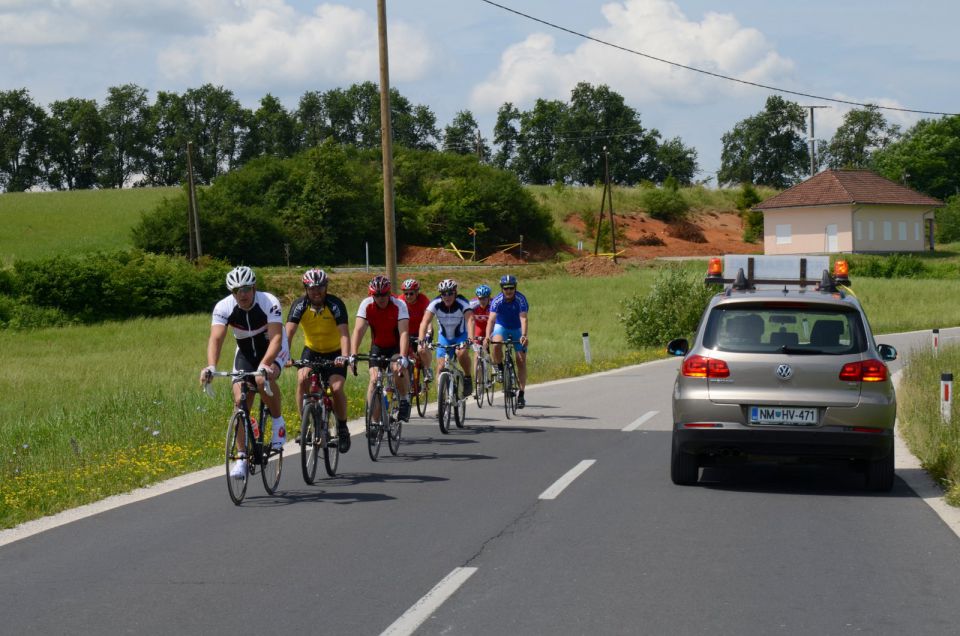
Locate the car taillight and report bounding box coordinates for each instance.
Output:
[839,359,888,382]
[682,355,730,378]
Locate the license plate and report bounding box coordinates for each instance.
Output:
[749,406,818,426]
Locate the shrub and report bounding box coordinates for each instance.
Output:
[935,195,960,244]
[642,185,690,222]
[619,265,719,347]
[846,253,928,278]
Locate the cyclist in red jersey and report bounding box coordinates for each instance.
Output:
[469,284,492,343]
[350,275,412,422]
[397,278,434,382]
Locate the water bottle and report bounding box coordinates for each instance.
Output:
[251,417,260,439]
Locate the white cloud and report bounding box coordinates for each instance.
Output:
[470,0,794,112]
[156,2,433,91]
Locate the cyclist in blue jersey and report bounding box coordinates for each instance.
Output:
[486,274,529,408]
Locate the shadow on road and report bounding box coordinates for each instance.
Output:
[698,462,914,498]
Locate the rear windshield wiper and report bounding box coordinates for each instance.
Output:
[779,345,826,355]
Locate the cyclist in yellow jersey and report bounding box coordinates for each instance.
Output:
[285,269,353,452]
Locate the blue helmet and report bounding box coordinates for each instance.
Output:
[475,284,492,298]
[499,274,517,288]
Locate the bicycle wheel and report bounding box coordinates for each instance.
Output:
[300,402,320,485]
[225,411,250,505]
[412,363,425,417]
[437,373,452,434]
[261,416,283,495]
[474,356,485,408]
[321,403,339,477]
[509,362,520,416]
[503,359,514,420]
[485,360,495,406]
[366,391,383,461]
[454,374,466,428]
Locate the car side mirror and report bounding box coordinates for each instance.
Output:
[667,338,689,357]
[877,344,897,361]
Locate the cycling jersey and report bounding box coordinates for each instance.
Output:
[469,297,491,338]
[356,296,409,349]
[489,291,529,330]
[397,292,430,336]
[212,291,288,363]
[427,294,473,340]
[287,293,348,354]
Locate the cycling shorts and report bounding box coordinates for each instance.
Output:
[300,347,346,382]
[369,344,401,369]
[436,333,468,359]
[233,347,283,382]
[492,325,526,353]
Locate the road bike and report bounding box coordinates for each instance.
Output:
[430,343,468,434]
[203,369,283,504]
[291,358,343,483]
[472,339,496,408]
[492,337,521,419]
[409,335,431,417]
[353,353,402,460]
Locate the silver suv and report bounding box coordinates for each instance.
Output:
[667,255,897,491]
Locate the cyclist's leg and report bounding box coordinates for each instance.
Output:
[296,365,310,411]
[255,362,286,447]
[516,348,527,390]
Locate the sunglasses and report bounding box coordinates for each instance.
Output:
[233,285,254,294]
[373,292,391,298]
[501,286,516,291]
[404,291,418,296]
[440,291,456,297]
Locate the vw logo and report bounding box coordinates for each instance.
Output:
[775,364,794,380]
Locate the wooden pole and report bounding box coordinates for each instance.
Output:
[186,142,198,261]
[606,149,617,264]
[377,0,397,288]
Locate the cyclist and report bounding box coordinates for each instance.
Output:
[420,279,474,397]
[285,268,352,453]
[350,275,412,423]
[397,278,433,383]
[200,265,290,477]
[470,284,493,345]
[486,274,529,408]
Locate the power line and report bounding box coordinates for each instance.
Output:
[479,0,959,117]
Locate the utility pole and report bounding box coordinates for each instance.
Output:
[476,129,483,161]
[377,0,397,288]
[803,105,829,177]
[592,146,617,263]
[185,141,202,260]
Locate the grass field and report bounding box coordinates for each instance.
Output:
[0,187,180,265]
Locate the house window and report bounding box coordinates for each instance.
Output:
[898,222,907,241]
[869,221,875,241]
[776,224,792,245]
[883,221,892,241]
[856,221,863,241]
[915,222,921,241]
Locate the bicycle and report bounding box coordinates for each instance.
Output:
[430,342,468,434]
[492,337,521,419]
[409,335,431,418]
[291,358,342,483]
[472,339,496,408]
[203,369,283,504]
[353,353,402,460]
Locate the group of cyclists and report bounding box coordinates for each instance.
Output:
[200,265,530,478]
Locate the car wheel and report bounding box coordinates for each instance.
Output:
[671,432,699,485]
[866,449,894,492]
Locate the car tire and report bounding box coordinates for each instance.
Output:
[671,432,699,485]
[866,449,895,492]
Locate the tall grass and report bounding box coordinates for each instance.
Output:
[0,187,180,265]
[897,344,960,505]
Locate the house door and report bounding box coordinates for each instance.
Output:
[825,224,838,252]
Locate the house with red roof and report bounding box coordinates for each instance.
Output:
[755,170,943,255]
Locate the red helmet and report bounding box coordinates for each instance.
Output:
[400,278,420,292]
[368,275,392,295]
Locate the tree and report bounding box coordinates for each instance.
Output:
[871,114,960,201]
[651,136,698,185]
[513,99,568,184]
[443,110,488,158]
[98,84,151,188]
[0,88,48,192]
[824,105,900,169]
[142,90,190,186]
[718,95,809,188]
[247,94,298,159]
[398,103,440,151]
[46,97,105,190]
[296,90,328,149]
[182,84,248,183]
[492,102,520,170]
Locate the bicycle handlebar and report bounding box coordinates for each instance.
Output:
[291,358,345,370]
[202,368,274,397]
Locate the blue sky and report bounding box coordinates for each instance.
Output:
[3,0,958,182]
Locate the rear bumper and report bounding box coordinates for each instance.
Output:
[674,426,893,461]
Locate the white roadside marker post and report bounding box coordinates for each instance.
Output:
[933,328,940,356]
[941,372,953,424]
[582,332,592,365]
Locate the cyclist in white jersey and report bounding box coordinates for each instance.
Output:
[419,279,475,397]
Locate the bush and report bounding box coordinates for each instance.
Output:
[846,253,928,278]
[935,195,960,244]
[642,180,690,221]
[619,265,719,347]
[12,250,229,323]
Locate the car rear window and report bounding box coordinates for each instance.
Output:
[702,303,867,354]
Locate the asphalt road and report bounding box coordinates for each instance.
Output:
[2,330,960,635]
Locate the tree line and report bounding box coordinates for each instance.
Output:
[0,81,700,193]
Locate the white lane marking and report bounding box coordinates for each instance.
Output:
[380,567,478,636]
[622,410,659,431]
[539,460,596,500]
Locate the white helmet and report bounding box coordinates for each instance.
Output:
[225,266,256,291]
[438,279,458,294]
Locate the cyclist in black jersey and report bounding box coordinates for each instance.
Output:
[200,266,289,478]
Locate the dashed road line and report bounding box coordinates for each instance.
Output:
[539,460,596,500]
[622,410,658,431]
[380,567,478,636]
